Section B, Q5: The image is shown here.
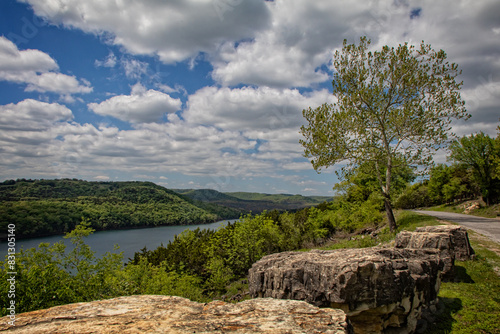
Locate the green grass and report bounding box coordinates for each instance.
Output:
[427,202,500,219]
[424,239,500,334]
[399,212,500,333]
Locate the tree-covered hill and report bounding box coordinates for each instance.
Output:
[0,179,238,239]
[174,189,333,213]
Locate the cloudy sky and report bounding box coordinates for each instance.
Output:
[0,0,499,195]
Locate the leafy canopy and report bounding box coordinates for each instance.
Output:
[448,132,500,204]
[301,37,469,230]
[301,37,469,174]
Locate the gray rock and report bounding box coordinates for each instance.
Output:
[415,225,475,260]
[248,247,444,334]
[0,295,352,334]
[394,231,455,279]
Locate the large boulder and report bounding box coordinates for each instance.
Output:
[248,248,445,334]
[0,295,351,334]
[414,225,475,261]
[394,231,455,279]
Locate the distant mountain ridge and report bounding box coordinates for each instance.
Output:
[174,189,332,213]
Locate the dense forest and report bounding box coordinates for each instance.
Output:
[0,179,233,239]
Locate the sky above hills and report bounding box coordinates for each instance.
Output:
[0,0,499,195]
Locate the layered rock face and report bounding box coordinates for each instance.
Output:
[414,225,475,261]
[0,295,351,334]
[248,248,444,334]
[394,231,455,279]
[395,225,475,280]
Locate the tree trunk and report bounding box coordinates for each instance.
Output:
[374,159,397,232]
[384,197,397,232]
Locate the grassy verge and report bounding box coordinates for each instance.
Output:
[424,235,500,334]
[426,201,500,219]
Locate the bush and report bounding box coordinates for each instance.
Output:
[311,196,383,234]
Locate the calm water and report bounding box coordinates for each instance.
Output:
[1,220,236,263]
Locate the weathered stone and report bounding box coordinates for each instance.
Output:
[394,231,455,279]
[248,247,444,334]
[0,295,351,334]
[415,225,475,260]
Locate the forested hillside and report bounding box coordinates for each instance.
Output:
[174,189,332,213]
[0,179,238,239]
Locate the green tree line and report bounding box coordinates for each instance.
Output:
[0,179,243,239]
[396,131,500,208]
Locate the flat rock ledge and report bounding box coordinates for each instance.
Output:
[414,225,475,261]
[394,225,475,281]
[249,247,444,334]
[0,295,351,334]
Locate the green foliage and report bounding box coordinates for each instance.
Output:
[312,196,384,234]
[319,210,441,250]
[395,182,432,209]
[228,214,284,275]
[128,203,381,299]
[426,164,478,204]
[300,36,469,231]
[0,179,220,238]
[0,220,123,315]
[335,160,415,204]
[106,258,206,302]
[448,132,500,204]
[0,220,209,316]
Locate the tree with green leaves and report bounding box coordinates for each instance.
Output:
[426,163,477,204]
[300,37,469,231]
[448,132,500,205]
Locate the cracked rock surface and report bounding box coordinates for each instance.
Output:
[249,247,444,334]
[0,295,351,333]
[414,225,475,261]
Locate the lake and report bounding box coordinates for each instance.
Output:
[1,219,237,263]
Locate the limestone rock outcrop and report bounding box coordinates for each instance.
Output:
[248,248,445,334]
[394,230,455,279]
[414,225,475,260]
[0,295,351,334]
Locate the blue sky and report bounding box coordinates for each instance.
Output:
[0,0,499,195]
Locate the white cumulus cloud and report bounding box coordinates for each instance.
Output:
[0,99,73,132]
[0,36,92,94]
[20,0,271,63]
[88,83,182,124]
[184,86,335,133]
